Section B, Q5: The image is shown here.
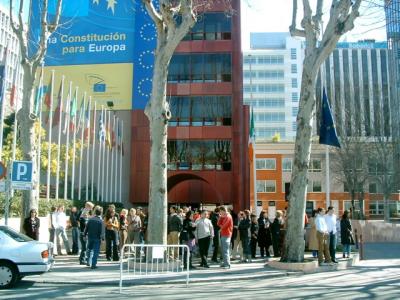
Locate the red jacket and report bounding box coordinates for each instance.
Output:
[217,214,233,238]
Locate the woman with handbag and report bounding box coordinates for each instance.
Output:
[340,210,354,258]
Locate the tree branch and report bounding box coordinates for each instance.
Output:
[143,0,163,32]
[9,0,29,61]
[289,0,306,38]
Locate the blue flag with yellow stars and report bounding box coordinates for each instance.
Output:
[319,88,341,148]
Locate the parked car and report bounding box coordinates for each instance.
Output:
[0,225,54,289]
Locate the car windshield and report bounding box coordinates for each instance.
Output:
[0,226,32,242]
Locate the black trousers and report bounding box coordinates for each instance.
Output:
[198,236,211,266]
[251,238,258,258]
[212,233,220,261]
[272,233,281,257]
[79,233,87,263]
[105,229,119,261]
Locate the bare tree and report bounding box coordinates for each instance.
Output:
[283,0,362,262]
[9,0,63,219]
[368,136,398,222]
[143,0,232,244]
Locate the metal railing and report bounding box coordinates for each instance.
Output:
[119,244,190,293]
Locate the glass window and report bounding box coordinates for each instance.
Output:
[256,180,276,193]
[292,107,299,117]
[292,122,297,131]
[256,158,276,170]
[312,181,322,192]
[292,92,299,102]
[369,201,384,215]
[344,200,363,212]
[291,78,298,88]
[291,64,297,74]
[185,12,231,40]
[310,159,321,172]
[291,48,297,60]
[282,158,292,172]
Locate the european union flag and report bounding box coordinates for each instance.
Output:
[319,88,341,148]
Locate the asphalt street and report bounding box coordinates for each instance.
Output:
[2,259,400,300]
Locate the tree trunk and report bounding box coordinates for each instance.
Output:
[145,53,170,245]
[384,195,390,223]
[281,65,316,262]
[17,66,38,220]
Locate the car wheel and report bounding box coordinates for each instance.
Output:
[0,262,18,289]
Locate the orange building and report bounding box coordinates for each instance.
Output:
[251,142,400,219]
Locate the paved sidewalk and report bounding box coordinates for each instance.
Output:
[31,255,293,286]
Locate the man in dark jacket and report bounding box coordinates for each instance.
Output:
[238,210,251,262]
[70,207,80,255]
[211,207,221,262]
[84,206,104,269]
[167,206,182,259]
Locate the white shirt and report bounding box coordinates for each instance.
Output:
[55,211,68,229]
[324,214,337,234]
[195,218,214,240]
[315,214,328,233]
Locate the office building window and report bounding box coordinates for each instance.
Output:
[291,48,297,60]
[282,158,292,172]
[369,201,384,215]
[291,64,297,74]
[255,127,286,139]
[292,92,299,102]
[256,158,276,170]
[257,70,284,79]
[310,159,321,172]
[256,180,276,193]
[255,112,285,122]
[292,107,299,117]
[168,53,231,83]
[169,95,231,126]
[312,181,322,192]
[291,78,298,88]
[256,55,284,65]
[183,12,231,41]
[257,84,285,93]
[292,122,297,131]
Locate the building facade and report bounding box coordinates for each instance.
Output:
[243,32,304,141]
[130,1,250,210]
[316,40,391,138]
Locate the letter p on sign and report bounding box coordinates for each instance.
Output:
[16,164,27,180]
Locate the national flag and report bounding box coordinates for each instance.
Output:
[105,123,112,149]
[248,107,255,162]
[117,120,124,156]
[44,76,53,124]
[52,81,63,128]
[76,96,85,132]
[69,91,78,131]
[98,109,105,143]
[319,88,341,148]
[9,63,19,109]
[83,101,91,142]
[63,88,71,134]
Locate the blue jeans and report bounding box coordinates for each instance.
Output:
[221,236,231,267]
[79,233,87,263]
[87,239,101,267]
[329,233,337,261]
[72,227,80,254]
[241,236,251,258]
[343,244,351,257]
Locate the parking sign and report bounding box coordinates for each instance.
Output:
[11,161,33,190]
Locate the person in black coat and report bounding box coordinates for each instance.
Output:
[257,210,272,257]
[23,209,40,240]
[271,211,284,257]
[238,210,251,262]
[210,207,221,262]
[181,211,196,269]
[250,214,259,259]
[340,210,353,258]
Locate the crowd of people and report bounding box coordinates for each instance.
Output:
[22,202,354,270]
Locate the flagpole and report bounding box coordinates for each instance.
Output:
[78,93,86,201]
[91,102,97,202]
[105,110,111,202]
[70,88,79,199]
[114,118,118,202]
[64,82,72,200]
[45,70,55,201]
[85,97,92,201]
[36,64,44,190]
[119,120,123,203]
[97,106,104,203]
[325,146,331,208]
[110,113,116,202]
[55,76,64,200]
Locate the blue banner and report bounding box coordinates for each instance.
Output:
[30,0,136,66]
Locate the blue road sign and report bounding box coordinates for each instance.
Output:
[11,161,33,190]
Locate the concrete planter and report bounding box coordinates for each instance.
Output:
[268,259,318,273]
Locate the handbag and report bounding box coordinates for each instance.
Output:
[348,231,355,245]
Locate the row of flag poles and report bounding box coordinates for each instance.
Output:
[0,48,124,203]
